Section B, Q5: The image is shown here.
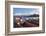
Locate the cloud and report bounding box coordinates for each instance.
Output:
[13,8,39,16]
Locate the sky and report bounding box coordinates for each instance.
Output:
[13,8,39,16]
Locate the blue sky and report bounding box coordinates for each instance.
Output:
[13,8,39,16]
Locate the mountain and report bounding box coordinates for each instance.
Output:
[14,14,39,17]
[28,14,39,17]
